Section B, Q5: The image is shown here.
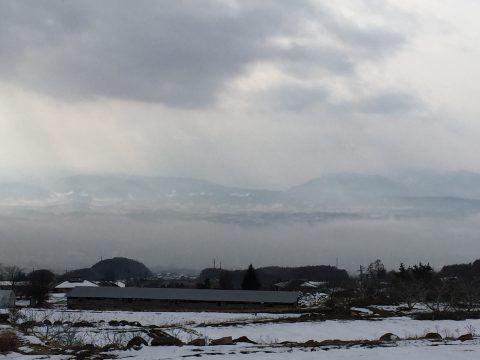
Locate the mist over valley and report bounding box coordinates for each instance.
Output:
[2,170,480,272]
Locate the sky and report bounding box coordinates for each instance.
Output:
[2,1,480,272]
[1,0,480,189]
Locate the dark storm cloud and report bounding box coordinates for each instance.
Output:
[0,0,407,108]
[1,0,278,107]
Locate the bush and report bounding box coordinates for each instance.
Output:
[0,331,19,354]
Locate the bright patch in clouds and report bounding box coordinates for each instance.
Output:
[0,0,479,188]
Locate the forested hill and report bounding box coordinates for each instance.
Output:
[440,259,480,280]
[199,265,349,289]
[61,257,152,281]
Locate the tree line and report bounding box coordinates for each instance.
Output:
[350,259,480,320]
[0,265,54,306]
[5,258,480,315]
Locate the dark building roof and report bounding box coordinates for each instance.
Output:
[67,287,299,304]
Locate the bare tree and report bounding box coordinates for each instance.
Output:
[27,269,55,306]
[460,279,480,313]
[390,263,432,310]
[4,266,24,290]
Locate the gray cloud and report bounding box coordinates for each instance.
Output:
[1,0,480,271]
[356,90,423,114]
[257,84,328,112]
[321,15,406,56]
[0,0,408,108]
[276,44,356,75]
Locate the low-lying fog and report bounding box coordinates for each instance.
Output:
[2,171,480,273]
[1,213,479,273]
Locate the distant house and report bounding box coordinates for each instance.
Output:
[55,278,98,293]
[96,280,126,288]
[273,281,290,290]
[67,287,299,311]
[0,281,29,290]
[114,281,126,288]
[0,290,15,309]
[299,281,328,291]
[0,281,29,297]
[274,279,328,292]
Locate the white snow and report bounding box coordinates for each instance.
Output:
[16,309,480,343]
[54,280,98,289]
[5,308,480,359]
[17,309,299,327]
[298,292,328,307]
[300,281,327,288]
[350,307,373,314]
[196,317,480,344]
[0,354,68,360]
[5,340,479,360]
[112,342,480,360]
[115,281,126,288]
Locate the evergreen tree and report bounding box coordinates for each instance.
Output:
[196,277,211,289]
[241,264,261,290]
[219,270,233,289]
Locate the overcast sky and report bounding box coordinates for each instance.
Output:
[1,0,480,189]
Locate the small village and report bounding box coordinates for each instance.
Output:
[2,257,480,359]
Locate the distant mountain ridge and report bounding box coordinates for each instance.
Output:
[0,182,52,201]
[290,170,480,199]
[3,170,480,224]
[290,173,402,196]
[53,174,230,198]
[4,170,480,200]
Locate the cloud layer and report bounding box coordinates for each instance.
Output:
[1,0,479,188]
[1,1,480,270]
[0,1,409,108]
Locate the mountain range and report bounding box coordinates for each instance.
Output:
[2,170,480,224]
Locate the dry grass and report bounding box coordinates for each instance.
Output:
[0,331,20,354]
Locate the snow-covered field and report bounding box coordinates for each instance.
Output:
[198,317,480,343]
[17,308,480,343]
[3,308,480,359]
[112,342,480,360]
[3,340,480,360]
[17,308,299,327]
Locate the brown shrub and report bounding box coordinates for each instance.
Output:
[0,331,20,354]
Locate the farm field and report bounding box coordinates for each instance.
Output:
[2,306,480,359]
